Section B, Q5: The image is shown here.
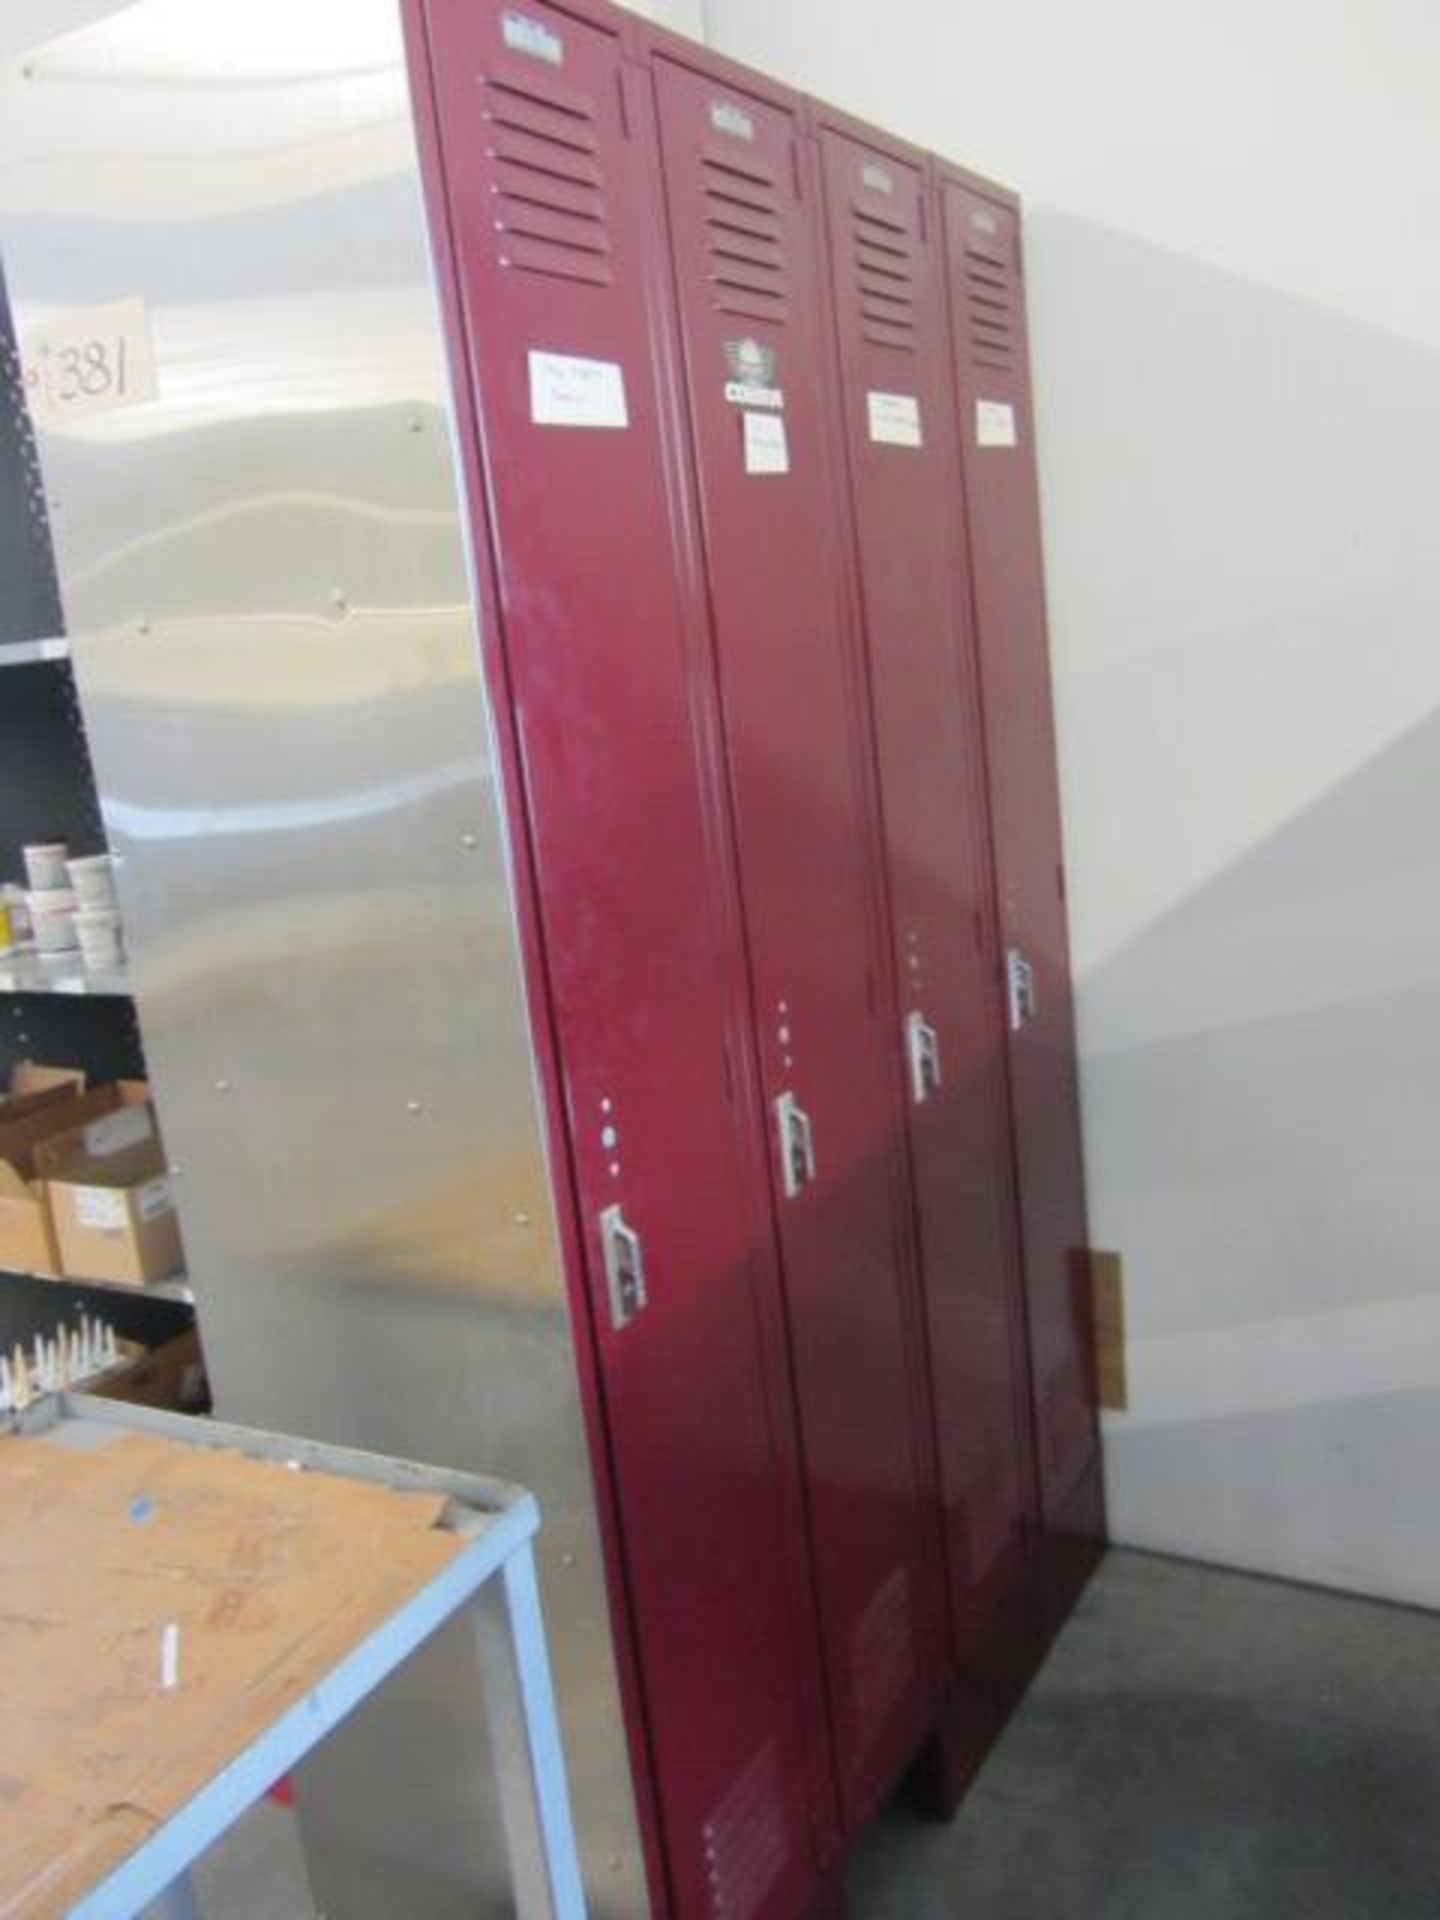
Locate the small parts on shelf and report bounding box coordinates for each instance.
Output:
[5,844,127,975]
[0,1313,121,1411]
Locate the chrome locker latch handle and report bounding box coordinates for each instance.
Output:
[599,1203,647,1330]
[775,1090,817,1199]
[905,1010,942,1104]
[1006,946,1037,1032]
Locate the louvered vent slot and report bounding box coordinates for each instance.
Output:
[703,153,789,324]
[854,207,916,350]
[483,75,613,287]
[964,246,1015,371]
[848,1566,915,1742]
[702,1740,787,1919]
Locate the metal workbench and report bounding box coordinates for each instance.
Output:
[0,1394,585,1920]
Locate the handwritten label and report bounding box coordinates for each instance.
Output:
[528,351,628,429]
[866,391,923,448]
[21,297,158,428]
[975,399,1017,448]
[743,411,789,475]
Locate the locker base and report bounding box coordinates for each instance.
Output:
[1032,1449,1108,1660]
[907,1583,1039,1823]
[909,1455,1108,1824]
[803,1862,850,1919]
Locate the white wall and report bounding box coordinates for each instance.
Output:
[699,0,1440,1606]
[621,0,704,35]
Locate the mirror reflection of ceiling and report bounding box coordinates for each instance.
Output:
[1,1,133,61]
[0,0,406,219]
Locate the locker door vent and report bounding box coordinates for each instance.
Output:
[701,150,789,325]
[854,205,917,351]
[702,1738,787,1919]
[482,73,614,286]
[963,245,1016,372]
[848,1564,914,1743]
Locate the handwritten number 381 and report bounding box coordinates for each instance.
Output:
[55,337,126,403]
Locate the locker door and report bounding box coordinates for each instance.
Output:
[936,176,1101,1531]
[649,54,946,1826]
[415,6,831,1915]
[816,128,1036,1647]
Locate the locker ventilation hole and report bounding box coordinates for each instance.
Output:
[702,1739,788,1919]
[964,245,1015,373]
[848,1565,914,1744]
[701,151,789,325]
[854,204,917,351]
[482,73,614,286]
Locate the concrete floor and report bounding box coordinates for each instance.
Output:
[181,1549,1440,1917]
[850,1549,1440,1918]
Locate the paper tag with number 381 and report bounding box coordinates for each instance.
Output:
[20,295,159,429]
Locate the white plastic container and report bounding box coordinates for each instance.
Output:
[65,853,119,911]
[28,889,79,953]
[75,907,124,971]
[22,842,70,893]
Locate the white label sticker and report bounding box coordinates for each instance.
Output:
[83,1104,154,1160]
[867,391,924,448]
[502,9,562,64]
[137,1174,174,1223]
[74,1186,127,1232]
[861,163,895,195]
[20,297,159,428]
[724,380,783,411]
[976,399,1018,448]
[709,99,755,141]
[743,412,789,475]
[528,350,628,429]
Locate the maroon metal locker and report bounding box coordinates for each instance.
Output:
[935,171,1105,1565]
[645,47,947,1829]
[411,3,836,1913]
[814,124,1037,1654]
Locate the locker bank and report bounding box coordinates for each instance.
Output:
[0,1,1101,1914]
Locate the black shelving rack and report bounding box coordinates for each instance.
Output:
[0,252,197,1360]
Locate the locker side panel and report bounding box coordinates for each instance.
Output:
[816,127,1036,1646]
[937,175,1103,1534]
[648,52,947,1827]
[419,4,829,1914]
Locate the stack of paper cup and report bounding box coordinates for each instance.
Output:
[66,853,119,910]
[66,855,124,970]
[22,841,69,893]
[76,908,124,970]
[29,890,80,953]
[23,840,78,952]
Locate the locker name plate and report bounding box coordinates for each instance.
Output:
[501,10,562,64]
[743,412,789,475]
[866,391,923,448]
[528,350,628,429]
[975,398,1018,448]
